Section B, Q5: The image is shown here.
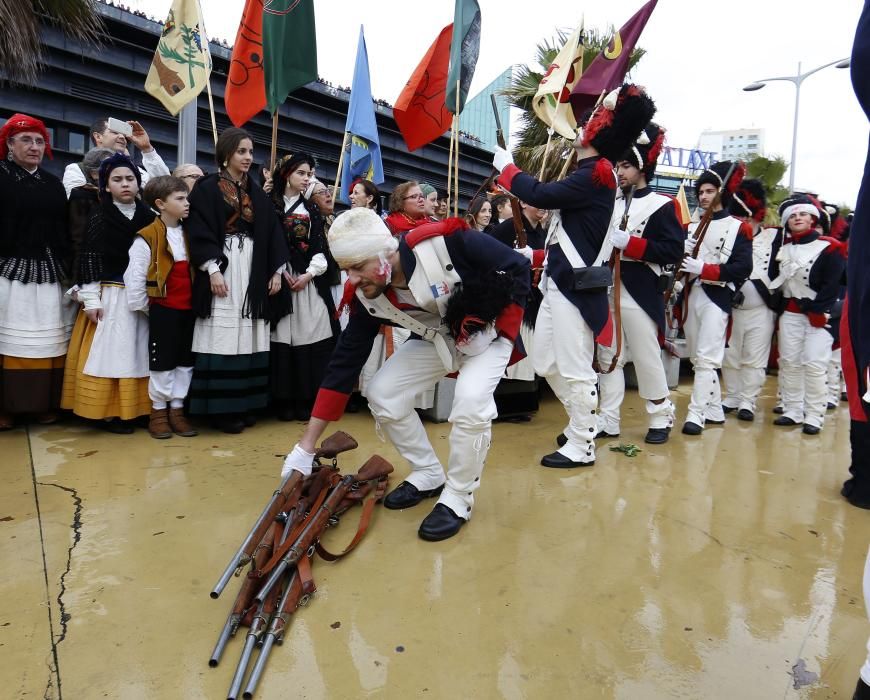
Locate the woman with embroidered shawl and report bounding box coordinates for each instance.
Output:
[186,128,291,433]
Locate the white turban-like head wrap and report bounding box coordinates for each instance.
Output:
[328,207,398,269]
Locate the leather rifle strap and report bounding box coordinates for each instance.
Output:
[315,478,385,562]
[593,251,623,375]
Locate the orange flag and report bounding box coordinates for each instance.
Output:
[225,0,267,127]
[394,24,454,152]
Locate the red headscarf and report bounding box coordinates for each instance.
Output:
[0,113,53,161]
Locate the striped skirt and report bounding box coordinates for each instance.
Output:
[188,352,270,416]
[0,355,65,415]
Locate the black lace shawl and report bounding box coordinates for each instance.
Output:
[77,199,155,284]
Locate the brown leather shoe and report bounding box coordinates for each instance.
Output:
[168,407,198,437]
[149,408,173,439]
[0,413,13,431]
[35,412,58,425]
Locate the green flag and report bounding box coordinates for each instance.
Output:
[445,0,481,114]
[263,0,318,114]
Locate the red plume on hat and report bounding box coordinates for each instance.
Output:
[0,113,53,160]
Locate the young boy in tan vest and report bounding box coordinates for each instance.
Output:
[124,175,198,438]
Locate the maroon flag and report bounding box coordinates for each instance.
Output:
[569,0,658,118]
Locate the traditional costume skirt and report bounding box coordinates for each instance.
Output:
[61,283,150,420]
[0,275,76,414]
[270,281,334,403]
[189,233,270,415]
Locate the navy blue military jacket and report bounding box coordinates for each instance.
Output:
[312,224,530,421]
[498,156,616,335]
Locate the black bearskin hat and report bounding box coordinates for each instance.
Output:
[729,178,767,222]
[620,121,666,180]
[578,84,657,163]
[694,160,746,208]
[444,269,516,345]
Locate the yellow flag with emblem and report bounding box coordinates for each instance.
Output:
[675,182,692,226]
[532,23,584,140]
[145,0,211,116]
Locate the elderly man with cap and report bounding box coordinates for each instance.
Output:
[492,84,657,468]
[678,160,753,435]
[720,179,783,422]
[596,122,685,445]
[770,194,846,434]
[280,209,530,541]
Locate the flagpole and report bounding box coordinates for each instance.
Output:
[446,120,456,216]
[205,79,218,147]
[270,112,279,171]
[333,131,349,202]
[539,126,555,180]
[453,79,460,218]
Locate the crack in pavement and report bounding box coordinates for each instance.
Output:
[26,426,84,700]
[36,481,82,646]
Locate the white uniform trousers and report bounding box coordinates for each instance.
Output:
[778,310,832,428]
[722,304,776,413]
[597,283,673,435]
[533,277,597,463]
[827,347,844,406]
[149,367,194,409]
[683,285,729,427]
[366,336,513,520]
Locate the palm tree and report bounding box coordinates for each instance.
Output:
[744,154,791,225]
[0,1,103,86]
[503,27,646,181]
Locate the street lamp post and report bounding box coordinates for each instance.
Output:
[743,58,850,191]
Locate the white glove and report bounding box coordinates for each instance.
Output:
[281,443,316,479]
[679,256,704,276]
[493,146,514,173]
[673,280,684,295]
[456,325,497,356]
[779,260,800,279]
[684,236,698,255]
[515,246,534,261]
[610,229,631,250]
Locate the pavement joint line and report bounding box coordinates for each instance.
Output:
[25,426,64,700]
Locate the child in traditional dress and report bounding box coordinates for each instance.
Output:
[124,176,198,439]
[61,154,154,432]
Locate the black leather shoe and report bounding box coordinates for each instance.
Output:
[705,418,725,425]
[213,415,244,434]
[722,405,736,414]
[773,405,784,414]
[737,409,754,422]
[644,427,670,444]
[540,451,594,468]
[681,421,703,436]
[827,401,837,411]
[842,478,870,510]
[418,504,466,541]
[241,412,257,427]
[383,481,444,510]
[556,432,567,447]
[841,391,849,402]
[853,677,870,700]
[802,424,821,435]
[102,418,134,434]
[594,430,619,439]
[773,416,798,426]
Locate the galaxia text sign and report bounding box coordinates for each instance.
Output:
[658,147,717,171]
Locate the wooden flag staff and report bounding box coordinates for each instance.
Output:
[446,118,456,216]
[333,131,350,202]
[453,79,460,218]
[205,79,218,147]
[270,112,279,172]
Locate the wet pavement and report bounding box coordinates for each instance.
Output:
[2,377,867,699]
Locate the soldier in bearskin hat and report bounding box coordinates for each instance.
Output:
[679,160,753,435]
[596,122,685,444]
[721,179,784,421]
[492,84,657,468]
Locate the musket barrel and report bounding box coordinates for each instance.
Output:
[242,634,276,699]
[209,613,239,667]
[227,632,258,700]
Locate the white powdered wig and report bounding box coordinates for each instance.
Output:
[327,207,398,268]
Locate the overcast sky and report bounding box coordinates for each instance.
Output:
[129,0,867,206]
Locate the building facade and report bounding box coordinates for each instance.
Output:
[699,128,765,161]
[0,2,493,208]
[460,68,513,151]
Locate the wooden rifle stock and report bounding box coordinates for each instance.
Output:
[313,431,358,460]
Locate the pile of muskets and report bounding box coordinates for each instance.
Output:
[208,431,393,699]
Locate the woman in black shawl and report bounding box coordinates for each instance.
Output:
[186,128,291,433]
[268,154,339,421]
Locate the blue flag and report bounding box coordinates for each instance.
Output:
[340,26,384,203]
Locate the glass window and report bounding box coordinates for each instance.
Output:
[69,132,86,154]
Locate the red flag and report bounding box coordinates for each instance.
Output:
[394,24,454,152]
[225,0,267,127]
[569,0,658,118]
